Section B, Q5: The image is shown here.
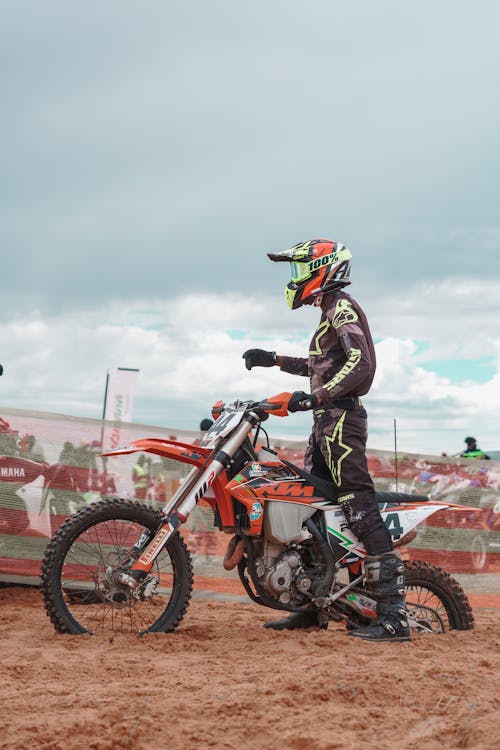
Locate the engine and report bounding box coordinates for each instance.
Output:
[253,535,319,606]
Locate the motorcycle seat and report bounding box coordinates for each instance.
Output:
[375,491,429,504]
[280,459,428,505]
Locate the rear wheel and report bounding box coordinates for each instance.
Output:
[405,560,474,633]
[470,532,490,572]
[40,499,193,635]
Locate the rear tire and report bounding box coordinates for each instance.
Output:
[40,499,193,635]
[405,560,474,632]
[470,533,490,572]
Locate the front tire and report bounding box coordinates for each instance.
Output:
[40,499,193,635]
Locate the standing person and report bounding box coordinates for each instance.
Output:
[199,418,214,433]
[189,417,217,564]
[460,437,490,460]
[132,454,149,500]
[242,239,409,642]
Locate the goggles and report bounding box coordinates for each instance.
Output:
[290,261,312,284]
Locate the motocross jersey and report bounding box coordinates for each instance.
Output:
[279,291,376,408]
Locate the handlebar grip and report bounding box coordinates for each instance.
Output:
[256,393,292,417]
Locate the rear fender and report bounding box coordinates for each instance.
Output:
[380,502,449,542]
[380,500,480,516]
[380,500,480,543]
[325,501,474,559]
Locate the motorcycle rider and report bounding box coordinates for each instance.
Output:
[242,239,410,642]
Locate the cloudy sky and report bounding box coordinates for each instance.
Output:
[2,1,500,455]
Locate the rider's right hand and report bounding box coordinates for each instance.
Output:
[242,349,277,370]
[288,391,318,412]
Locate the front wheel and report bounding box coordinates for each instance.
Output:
[405,560,474,633]
[40,499,193,635]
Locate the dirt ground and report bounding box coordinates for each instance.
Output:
[0,587,499,750]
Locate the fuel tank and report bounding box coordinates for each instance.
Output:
[226,461,326,539]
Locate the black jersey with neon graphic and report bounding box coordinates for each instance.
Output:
[278,291,376,407]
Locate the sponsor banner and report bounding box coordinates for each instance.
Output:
[102,368,139,452]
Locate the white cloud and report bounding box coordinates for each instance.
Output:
[2,283,500,457]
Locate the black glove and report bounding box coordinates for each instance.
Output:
[288,391,318,412]
[242,349,277,370]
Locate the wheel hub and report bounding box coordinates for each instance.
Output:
[406,602,446,633]
[96,552,137,607]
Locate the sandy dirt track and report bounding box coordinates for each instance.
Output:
[0,587,499,750]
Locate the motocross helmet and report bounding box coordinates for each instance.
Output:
[268,239,352,310]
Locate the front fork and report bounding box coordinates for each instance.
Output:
[117,418,256,589]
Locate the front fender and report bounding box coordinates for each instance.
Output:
[101,438,211,468]
[101,438,236,526]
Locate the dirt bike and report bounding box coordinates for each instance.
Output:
[40,393,474,636]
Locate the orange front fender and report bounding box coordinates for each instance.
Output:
[101,437,211,468]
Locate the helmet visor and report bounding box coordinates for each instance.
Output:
[290,261,311,284]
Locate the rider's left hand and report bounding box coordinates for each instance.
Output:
[242,349,277,370]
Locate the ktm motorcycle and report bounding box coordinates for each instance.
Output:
[40,393,474,636]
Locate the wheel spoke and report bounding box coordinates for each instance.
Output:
[41,499,193,635]
[61,520,174,633]
[403,560,474,633]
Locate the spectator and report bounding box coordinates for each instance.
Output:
[58,441,79,467]
[460,437,490,460]
[189,417,217,564]
[133,454,149,499]
[19,433,46,463]
[0,420,19,457]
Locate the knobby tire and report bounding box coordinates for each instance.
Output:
[40,499,193,635]
[404,560,474,631]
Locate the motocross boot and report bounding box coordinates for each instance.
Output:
[348,552,411,642]
[263,610,328,631]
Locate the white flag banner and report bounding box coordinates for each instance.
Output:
[102,368,139,452]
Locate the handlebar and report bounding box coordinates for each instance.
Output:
[210,392,292,421]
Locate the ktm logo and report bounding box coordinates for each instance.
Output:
[263,482,315,497]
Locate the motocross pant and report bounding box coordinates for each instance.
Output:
[304,404,393,556]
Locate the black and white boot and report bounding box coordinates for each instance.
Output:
[348,552,411,642]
